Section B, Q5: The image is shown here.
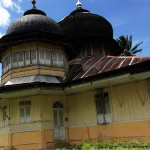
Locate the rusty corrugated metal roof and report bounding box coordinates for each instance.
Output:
[69,56,150,81]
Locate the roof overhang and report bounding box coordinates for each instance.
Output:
[0,70,149,99]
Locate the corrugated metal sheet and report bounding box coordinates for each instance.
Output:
[5,75,60,85]
[69,56,150,80]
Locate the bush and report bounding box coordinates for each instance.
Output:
[56,140,150,150]
[4,146,17,150]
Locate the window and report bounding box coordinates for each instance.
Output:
[57,53,63,67]
[18,52,24,67]
[52,52,63,67]
[31,50,38,65]
[2,106,7,127]
[52,52,57,66]
[19,101,31,123]
[95,93,112,124]
[12,52,25,68]
[2,50,64,74]
[6,56,11,72]
[39,50,45,65]
[2,59,6,74]
[12,53,18,68]
[45,51,51,65]
[39,50,52,65]
[25,51,30,66]
[2,56,11,74]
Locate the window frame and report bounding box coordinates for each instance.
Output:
[19,101,31,123]
[2,49,64,75]
[95,93,112,124]
[52,52,64,67]
[31,50,38,65]
[2,106,7,127]
[18,51,25,67]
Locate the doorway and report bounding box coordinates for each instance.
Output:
[53,101,65,142]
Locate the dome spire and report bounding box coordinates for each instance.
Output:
[32,0,36,9]
[76,0,82,9]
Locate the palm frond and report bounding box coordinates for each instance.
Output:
[116,35,143,56]
[131,41,143,51]
[132,49,142,54]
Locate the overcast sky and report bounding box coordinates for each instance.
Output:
[0,0,150,57]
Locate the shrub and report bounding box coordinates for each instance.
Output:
[4,146,17,150]
[56,140,150,150]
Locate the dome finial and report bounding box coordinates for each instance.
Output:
[76,0,82,9]
[32,0,36,9]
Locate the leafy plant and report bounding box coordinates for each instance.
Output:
[4,146,17,150]
[56,140,150,150]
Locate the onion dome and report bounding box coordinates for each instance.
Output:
[59,1,113,40]
[6,3,63,36]
[0,0,75,60]
[59,1,122,57]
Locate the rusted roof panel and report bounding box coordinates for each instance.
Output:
[69,56,150,81]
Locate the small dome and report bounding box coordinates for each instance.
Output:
[59,8,113,40]
[6,8,63,36]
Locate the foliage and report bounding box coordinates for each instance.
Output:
[56,140,150,150]
[4,146,17,150]
[116,35,143,56]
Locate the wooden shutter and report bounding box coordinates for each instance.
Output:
[95,93,112,124]
[2,106,7,127]
[26,106,30,117]
[20,107,25,118]
[54,110,58,127]
[20,101,31,123]
[104,95,112,123]
[59,110,64,126]
[95,95,105,124]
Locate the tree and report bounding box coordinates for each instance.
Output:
[116,35,143,56]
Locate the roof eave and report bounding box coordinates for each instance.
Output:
[0,60,149,98]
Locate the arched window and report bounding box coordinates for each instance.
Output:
[53,101,64,108]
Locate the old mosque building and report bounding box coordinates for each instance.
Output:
[0,0,150,149]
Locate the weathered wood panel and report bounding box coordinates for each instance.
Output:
[0,80,149,130]
[66,91,97,127]
[110,80,150,122]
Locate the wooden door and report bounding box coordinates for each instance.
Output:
[53,102,65,142]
